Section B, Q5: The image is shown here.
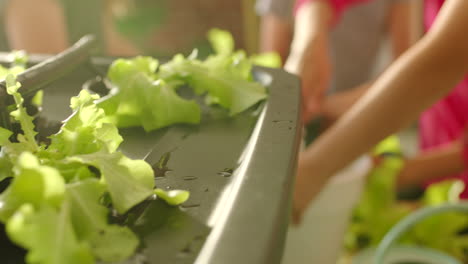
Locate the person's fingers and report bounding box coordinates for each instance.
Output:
[300,83,313,123]
[300,74,327,123]
[302,95,324,123]
[302,107,316,124]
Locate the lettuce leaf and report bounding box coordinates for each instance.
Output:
[5,74,39,153]
[154,188,190,206]
[159,52,267,116]
[68,151,154,214]
[102,29,269,131]
[7,203,95,264]
[0,152,65,221]
[101,57,201,131]
[66,179,139,262]
[48,90,123,157]
[345,136,411,251]
[89,225,139,262]
[249,52,282,68]
[0,75,155,263]
[345,137,468,262]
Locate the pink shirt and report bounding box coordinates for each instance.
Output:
[419,0,468,198]
[296,0,468,197]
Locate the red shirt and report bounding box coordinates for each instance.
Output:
[294,0,370,20]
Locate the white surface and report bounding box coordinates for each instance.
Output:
[282,157,371,264]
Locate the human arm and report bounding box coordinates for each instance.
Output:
[102,0,140,56]
[397,141,465,188]
[321,83,369,121]
[294,0,468,224]
[284,0,332,122]
[321,0,415,122]
[285,0,370,122]
[259,14,293,64]
[5,0,69,53]
[256,0,294,63]
[388,1,413,58]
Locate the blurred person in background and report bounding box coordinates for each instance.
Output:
[3,0,247,57]
[256,0,295,64]
[290,0,468,200]
[4,0,136,55]
[256,0,414,129]
[292,0,468,224]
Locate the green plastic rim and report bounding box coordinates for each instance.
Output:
[374,203,468,264]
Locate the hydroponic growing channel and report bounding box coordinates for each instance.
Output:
[0,35,301,264]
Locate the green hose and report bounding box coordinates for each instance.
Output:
[374,203,468,264]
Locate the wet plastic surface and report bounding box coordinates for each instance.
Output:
[0,51,301,264]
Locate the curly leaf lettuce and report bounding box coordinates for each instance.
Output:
[0,76,159,264]
[345,137,468,262]
[48,90,123,157]
[344,136,412,251]
[409,180,468,260]
[7,203,95,264]
[68,151,154,214]
[5,74,39,153]
[66,179,139,261]
[154,188,190,206]
[101,57,201,131]
[0,152,65,221]
[159,51,267,115]
[104,29,269,130]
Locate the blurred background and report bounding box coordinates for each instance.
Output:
[0,0,261,57]
[0,0,422,59]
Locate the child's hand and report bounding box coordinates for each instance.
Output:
[394,141,465,189]
[285,33,331,124]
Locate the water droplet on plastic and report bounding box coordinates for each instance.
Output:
[218,168,233,177]
[180,203,200,209]
[272,120,292,124]
[194,235,205,241]
[177,245,192,258]
[111,209,119,218]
